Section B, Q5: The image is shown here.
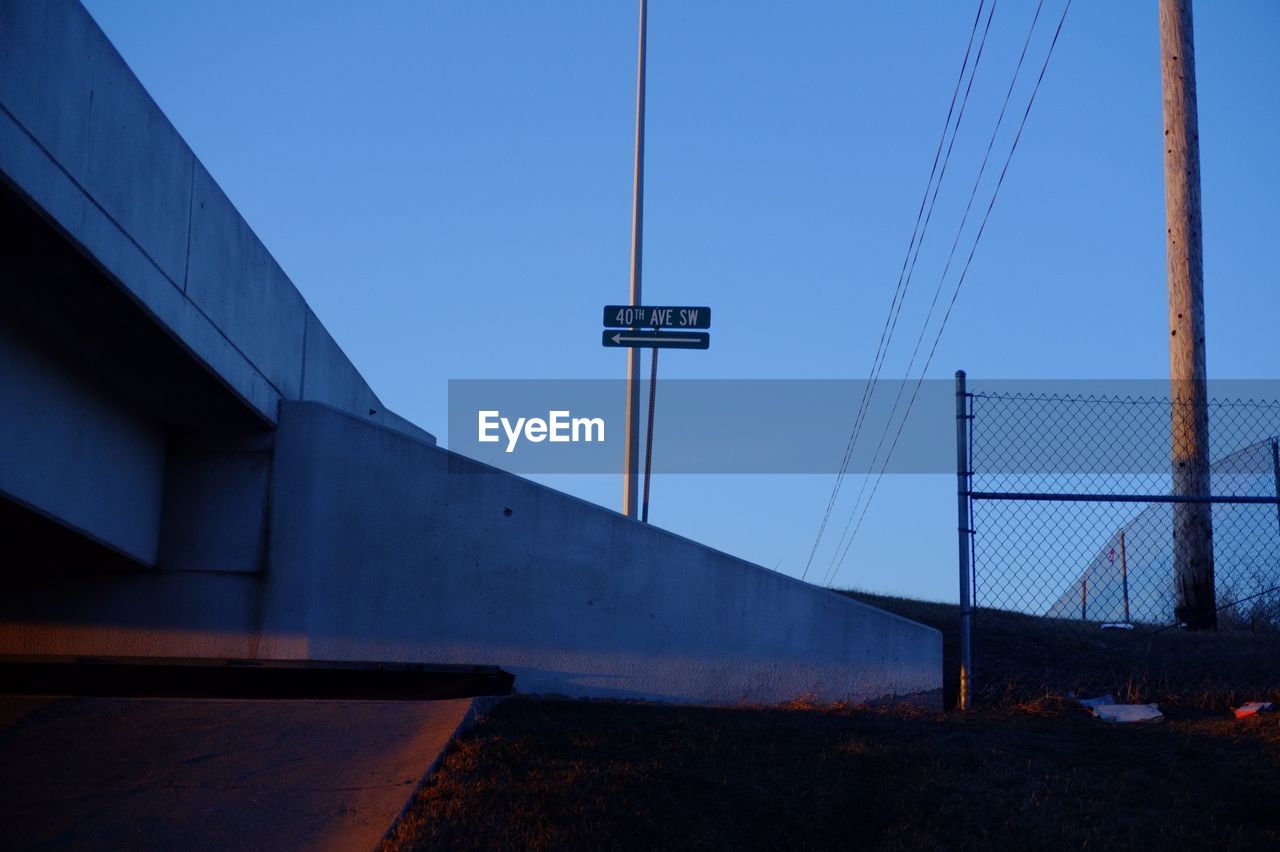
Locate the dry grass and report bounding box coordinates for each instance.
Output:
[843,590,1280,710]
[384,595,1280,851]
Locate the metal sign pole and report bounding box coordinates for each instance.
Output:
[642,346,658,523]
[622,0,648,520]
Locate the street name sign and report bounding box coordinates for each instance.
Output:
[602,330,710,350]
[603,305,711,330]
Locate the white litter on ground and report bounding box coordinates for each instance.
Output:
[1099,622,1135,631]
[1077,694,1163,723]
[1092,703,1164,723]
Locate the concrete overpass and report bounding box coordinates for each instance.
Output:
[0,0,941,706]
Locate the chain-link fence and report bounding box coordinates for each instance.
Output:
[956,373,1280,709]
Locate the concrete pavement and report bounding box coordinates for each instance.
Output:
[0,695,480,851]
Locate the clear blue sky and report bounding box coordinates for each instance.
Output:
[82,0,1279,601]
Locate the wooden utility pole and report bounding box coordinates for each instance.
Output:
[1160,0,1215,628]
[622,0,648,519]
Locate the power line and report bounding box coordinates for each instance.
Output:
[824,0,1074,587]
[822,0,1052,585]
[803,1,992,581]
[801,0,996,581]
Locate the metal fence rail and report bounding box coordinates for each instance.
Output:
[955,371,1280,709]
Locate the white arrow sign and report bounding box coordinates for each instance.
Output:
[611,333,698,346]
[601,329,710,350]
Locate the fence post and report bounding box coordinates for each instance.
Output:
[1120,530,1130,623]
[956,370,973,710]
[1270,439,1280,540]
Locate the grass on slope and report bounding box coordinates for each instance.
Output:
[844,590,1280,711]
[383,593,1280,851]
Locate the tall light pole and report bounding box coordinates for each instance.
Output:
[623,0,648,519]
[1160,0,1215,628]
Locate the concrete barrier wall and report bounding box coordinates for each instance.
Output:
[259,402,941,705]
[0,401,941,705]
[0,568,268,660]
